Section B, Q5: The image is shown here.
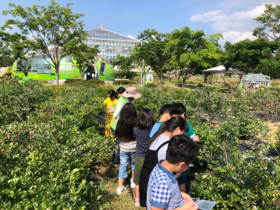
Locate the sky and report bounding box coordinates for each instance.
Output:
[1,0,280,45]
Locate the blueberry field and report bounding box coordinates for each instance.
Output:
[1,79,280,209]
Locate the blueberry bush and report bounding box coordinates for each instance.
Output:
[1,80,279,209]
[0,79,114,209]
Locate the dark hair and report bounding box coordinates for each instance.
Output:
[136,108,155,130]
[115,103,137,141]
[116,87,126,95]
[166,135,199,165]
[160,104,171,116]
[146,116,188,149]
[169,103,186,116]
[108,90,116,100]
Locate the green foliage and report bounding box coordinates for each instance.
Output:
[192,142,280,209]
[1,80,280,209]
[3,0,87,85]
[136,29,171,82]
[0,79,114,209]
[112,80,134,85]
[253,4,280,40]
[223,38,280,74]
[111,55,134,77]
[166,27,223,85]
[65,79,104,86]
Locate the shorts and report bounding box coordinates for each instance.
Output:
[133,156,145,185]
[118,150,135,179]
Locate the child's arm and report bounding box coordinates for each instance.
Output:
[151,202,198,210]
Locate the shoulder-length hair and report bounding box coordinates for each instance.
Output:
[136,108,155,130]
[115,103,137,141]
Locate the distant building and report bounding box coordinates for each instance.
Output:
[85,24,140,62]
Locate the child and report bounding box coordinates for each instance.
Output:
[150,103,199,142]
[169,103,199,142]
[110,87,141,168]
[133,108,155,206]
[104,90,117,137]
[149,104,171,138]
[115,103,138,195]
[146,135,199,210]
[139,116,189,207]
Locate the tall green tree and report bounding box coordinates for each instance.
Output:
[3,0,87,85]
[0,31,13,67]
[223,38,280,74]
[136,29,170,82]
[111,54,134,78]
[253,4,280,40]
[0,31,33,75]
[165,26,196,79]
[166,26,223,86]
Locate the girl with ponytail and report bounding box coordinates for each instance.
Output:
[139,116,189,207]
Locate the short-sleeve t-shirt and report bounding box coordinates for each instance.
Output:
[104,97,117,116]
[150,121,196,141]
[149,122,165,138]
[149,134,170,162]
[133,127,151,158]
[146,161,184,210]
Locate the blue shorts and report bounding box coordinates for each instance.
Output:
[118,150,135,179]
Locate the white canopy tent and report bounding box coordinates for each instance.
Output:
[202,65,243,83]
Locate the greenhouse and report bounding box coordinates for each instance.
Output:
[240,74,271,86]
[85,24,140,62]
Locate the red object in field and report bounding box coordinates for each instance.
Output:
[14,70,16,72]
[72,65,75,67]
[73,76,79,79]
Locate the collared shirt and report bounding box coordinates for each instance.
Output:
[146,161,184,210]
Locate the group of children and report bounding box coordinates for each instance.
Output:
[104,87,199,210]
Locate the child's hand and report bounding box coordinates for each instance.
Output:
[183,201,198,210]
[195,135,199,142]
[112,117,116,125]
[107,106,114,113]
[181,192,192,202]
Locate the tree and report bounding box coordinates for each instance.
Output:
[3,0,87,85]
[253,4,280,40]
[136,29,170,82]
[67,43,99,80]
[166,26,223,86]
[0,31,33,75]
[180,35,223,86]
[166,26,195,79]
[0,31,13,67]
[111,54,134,78]
[223,38,280,75]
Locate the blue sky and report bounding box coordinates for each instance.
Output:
[1,0,280,44]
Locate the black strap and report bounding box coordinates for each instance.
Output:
[156,141,170,152]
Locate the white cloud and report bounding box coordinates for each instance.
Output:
[220,31,257,44]
[190,2,280,43]
[191,4,266,32]
[190,10,225,22]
